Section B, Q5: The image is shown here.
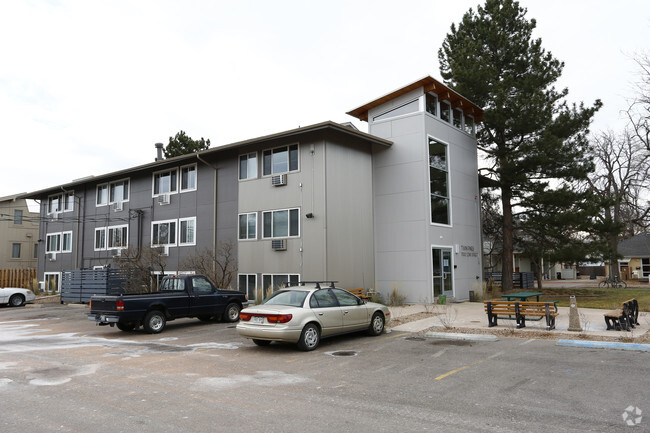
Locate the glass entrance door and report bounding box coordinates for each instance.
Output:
[432,248,453,299]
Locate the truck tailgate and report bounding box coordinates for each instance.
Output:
[90,296,120,313]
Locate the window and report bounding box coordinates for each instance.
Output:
[263,208,299,238]
[465,115,475,135]
[108,225,128,249]
[191,276,213,293]
[261,274,300,292]
[239,213,257,240]
[238,274,257,301]
[179,217,196,245]
[12,243,21,259]
[96,184,108,206]
[62,231,73,253]
[239,153,258,180]
[181,164,197,191]
[109,179,129,203]
[372,99,419,122]
[453,108,463,129]
[440,101,451,123]
[263,145,298,176]
[332,288,360,307]
[425,93,438,117]
[46,233,61,253]
[310,289,339,308]
[34,243,38,259]
[643,259,650,279]
[429,137,450,225]
[44,272,60,293]
[152,220,177,246]
[49,191,74,213]
[94,228,106,250]
[14,209,23,225]
[153,169,178,195]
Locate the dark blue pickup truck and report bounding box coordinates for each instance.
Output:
[87,274,248,333]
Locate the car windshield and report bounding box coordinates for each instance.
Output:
[263,290,308,307]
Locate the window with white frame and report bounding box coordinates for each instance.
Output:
[153,169,178,196]
[48,191,74,214]
[109,179,129,203]
[94,228,106,250]
[262,208,299,238]
[452,108,462,129]
[642,258,650,279]
[239,153,258,180]
[429,137,450,225]
[425,92,438,117]
[152,220,177,246]
[238,274,257,301]
[46,233,61,253]
[238,213,257,240]
[262,274,300,292]
[179,217,196,245]
[464,115,475,135]
[108,225,128,249]
[96,184,108,206]
[440,101,451,123]
[44,272,61,293]
[180,164,197,191]
[62,231,73,252]
[262,144,298,176]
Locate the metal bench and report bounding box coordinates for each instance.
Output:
[484,300,559,330]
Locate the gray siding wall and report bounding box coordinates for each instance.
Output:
[37,154,239,286]
[369,88,482,302]
[237,133,375,291]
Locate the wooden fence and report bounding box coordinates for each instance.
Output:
[0,268,37,289]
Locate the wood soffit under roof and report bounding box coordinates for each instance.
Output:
[347,76,484,123]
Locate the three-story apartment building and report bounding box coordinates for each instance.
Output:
[23,76,483,303]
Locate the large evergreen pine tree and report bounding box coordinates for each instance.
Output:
[438,0,601,289]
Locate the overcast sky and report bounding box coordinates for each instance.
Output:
[1,0,648,199]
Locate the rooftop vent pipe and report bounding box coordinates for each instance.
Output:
[155,142,164,161]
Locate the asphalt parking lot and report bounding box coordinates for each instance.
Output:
[1,304,648,432]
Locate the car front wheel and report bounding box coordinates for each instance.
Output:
[9,294,25,307]
[297,323,320,351]
[368,312,385,336]
[223,303,241,322]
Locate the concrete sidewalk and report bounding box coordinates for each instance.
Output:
[388,302,649,340]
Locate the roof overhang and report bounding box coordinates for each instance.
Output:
[347,76,484,123]
[19,121,392,199]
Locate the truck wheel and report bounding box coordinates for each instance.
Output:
[116,322,136,332]
[9,294,25,307]
[223,303,241,322]
[143,310,166,334]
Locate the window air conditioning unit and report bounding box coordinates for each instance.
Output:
[161,245,170,256]
[112,249,121,258]
[48,252,57,262]
[271,174,287,186]
[271,239,286,251]
[158,194,170,205]
[50,213,59,221]
[112,202,123,212]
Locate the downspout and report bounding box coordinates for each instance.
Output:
[196,154,218,264]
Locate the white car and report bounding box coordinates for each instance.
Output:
[0,287,36,307]
[237,282,390,351]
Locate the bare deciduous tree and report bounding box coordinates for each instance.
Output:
[114,246,168,293]
[181,241,237,289]
[628,54,650,151]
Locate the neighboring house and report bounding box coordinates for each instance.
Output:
[0,194,39,269]
[22,76,484,303]
[611,233,650,281]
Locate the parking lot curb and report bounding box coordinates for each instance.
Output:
[556,339,650,352]
[424,332,499,342]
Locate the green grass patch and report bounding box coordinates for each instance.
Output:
[516,288,650,311]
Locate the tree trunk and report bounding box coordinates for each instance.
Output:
[501,187,514,290]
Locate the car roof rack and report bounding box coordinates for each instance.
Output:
[287,281,339,289]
